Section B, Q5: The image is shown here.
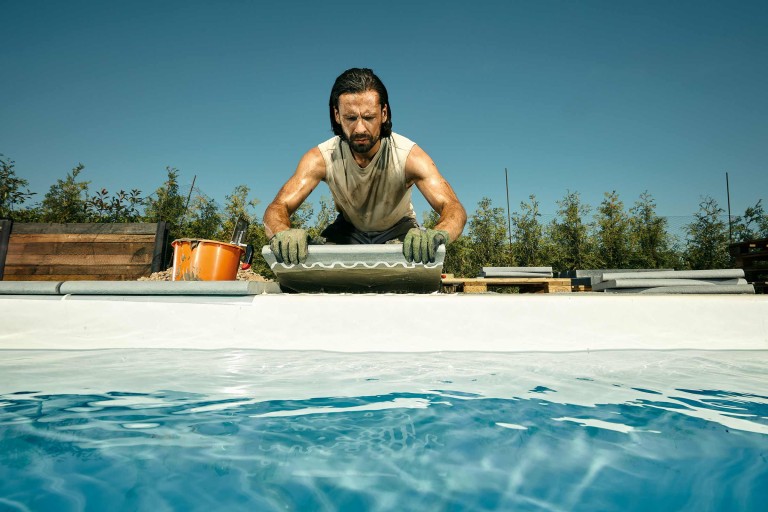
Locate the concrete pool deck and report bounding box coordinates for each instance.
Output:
[1,281,766,352]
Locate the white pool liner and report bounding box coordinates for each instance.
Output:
[1,293,766,352]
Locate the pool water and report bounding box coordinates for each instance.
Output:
[1,350,766,511]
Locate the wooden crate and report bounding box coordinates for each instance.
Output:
[0,221,168,281]
[441,277,572,294]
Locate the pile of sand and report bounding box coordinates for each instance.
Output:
[139,269,271,282]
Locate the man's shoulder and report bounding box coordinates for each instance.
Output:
[388,133,417,163]
[389,132,416,149]
[318,135,342,152]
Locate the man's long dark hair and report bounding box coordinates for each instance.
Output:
[329,68,392,138]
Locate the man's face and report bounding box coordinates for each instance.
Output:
[334,90,388,155]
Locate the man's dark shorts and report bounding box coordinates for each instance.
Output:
[321,214,418,244]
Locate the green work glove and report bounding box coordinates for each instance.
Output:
[403,228,449,263]
[269,228,310,264]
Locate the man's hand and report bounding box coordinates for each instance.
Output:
[403,228,449,263]
[269,228,310,264]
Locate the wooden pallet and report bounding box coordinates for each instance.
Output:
[729,237,768,294]
[441,277,572,293]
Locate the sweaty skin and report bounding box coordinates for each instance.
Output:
[264,90,467,242]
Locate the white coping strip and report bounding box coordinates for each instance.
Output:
[1,294,767,352]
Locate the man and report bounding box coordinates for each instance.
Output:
[264,68,466,264]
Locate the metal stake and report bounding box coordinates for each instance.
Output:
[505,168,512,252]
[726,172,732,243]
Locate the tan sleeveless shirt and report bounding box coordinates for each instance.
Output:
[318,132,417,232]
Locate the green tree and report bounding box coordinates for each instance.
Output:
[628,191,675,268]
[548,191,594,272]
[467,197,513,275]
[289,202,314,231]
[310,195,336,241]
[441,235,475,277]
[40,163,90,222]
[684,196,729,269]
[594,191,631,269]
[422,209,439,229]
[144,167,187,239]
[732,200,768,241]
[87,188,144,223]
[179,193,221,240]
[218,184,271,277]
[0,155,36,219]
[511,195,548,267]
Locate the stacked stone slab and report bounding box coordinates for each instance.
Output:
[480,267,554,278]
[558,269,673,287]
[262,245,445,293]
[591,269,755,294]
[0,281,282,295]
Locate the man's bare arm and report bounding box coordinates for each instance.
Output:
[405,145,467,242]
[263,148,326,239]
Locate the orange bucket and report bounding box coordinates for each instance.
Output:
[171,239,245,281]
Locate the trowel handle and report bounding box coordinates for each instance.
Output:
[241,244,254,270]
[231,217,249,246]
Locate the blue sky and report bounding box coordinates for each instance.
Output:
[2,0,766,223]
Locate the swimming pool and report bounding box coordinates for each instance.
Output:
[2,349,766,511]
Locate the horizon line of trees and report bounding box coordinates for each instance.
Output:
[2,154,767,277]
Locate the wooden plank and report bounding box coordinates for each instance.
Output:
[5,253,153,265]
[733,250,768,264]
[7,241,154,256]
[4,264,151,276]
[729,239,768,256]
[12,222,160,235]
[3,274,148,281]
[8,233,157,243]
[0,219,11,280]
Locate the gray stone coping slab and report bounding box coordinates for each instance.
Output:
[59,281,281,295]
[560,269,671,277]
[262,244,445,293]
[601,269,745,281]
[602,284,755,294]
[559,269,673,285]
[0,282,63,295]
[483,266,553,273]
[593,278,747,291]
[480,271,554,278]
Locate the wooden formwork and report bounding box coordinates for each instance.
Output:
[0,221,168,281]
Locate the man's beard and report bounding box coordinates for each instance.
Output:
[346,134,378,154]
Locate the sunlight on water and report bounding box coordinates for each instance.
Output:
[1,349,766,511]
